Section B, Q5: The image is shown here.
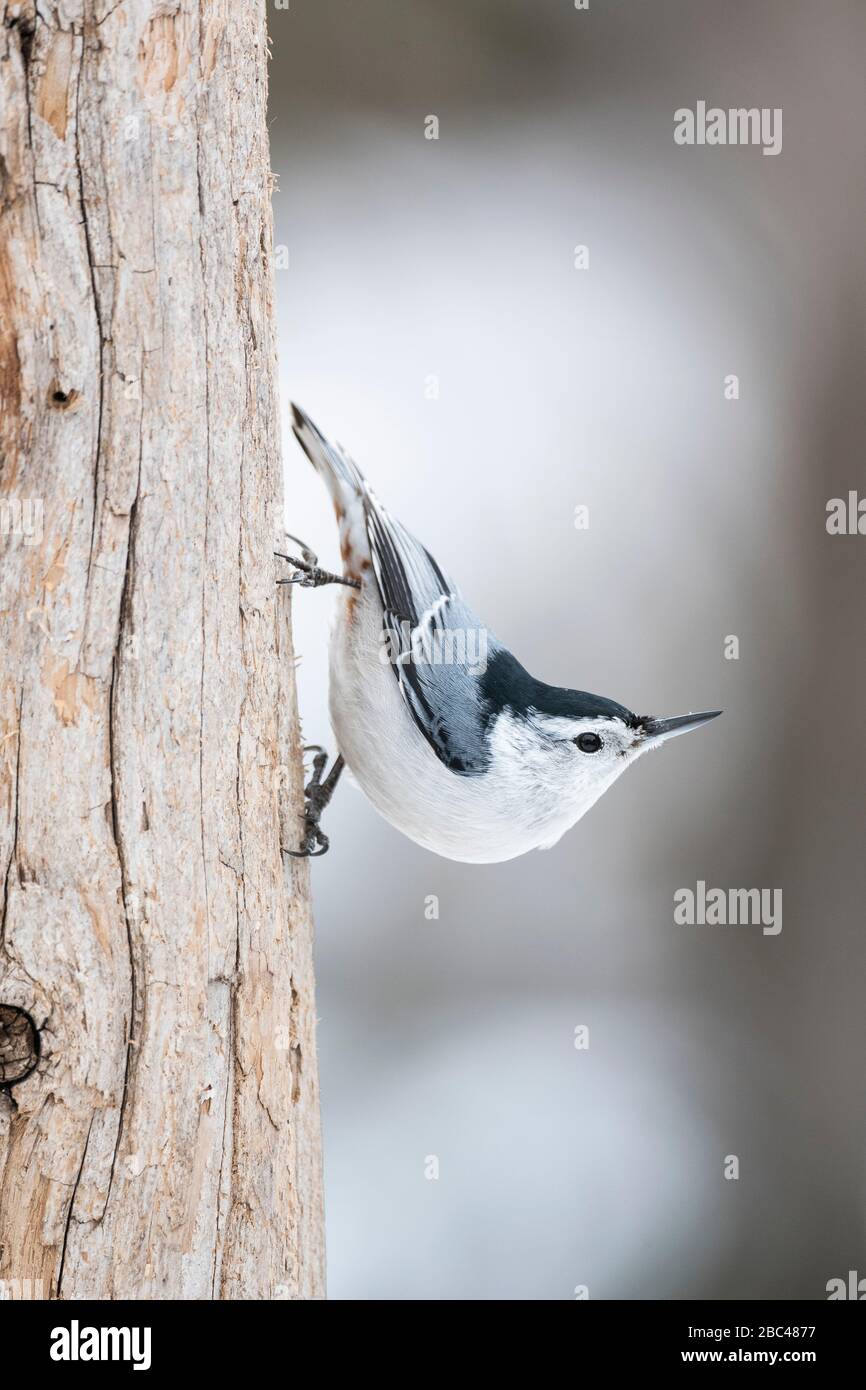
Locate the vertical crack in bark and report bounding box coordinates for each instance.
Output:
[101,414,144,1214]
[0,690,24,951]
[289,983,302,1106]
[9,5,39,231]
[217,723,245,1300]
[73,22,107,599]
[216,902,242,1300]
[56,1111,94,1296]
[223,417,250,1287]
[8,4,36,66]
[210,950,235,1298]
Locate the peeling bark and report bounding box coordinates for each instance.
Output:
[0,0,325,1299]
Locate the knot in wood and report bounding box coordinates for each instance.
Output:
[0,1004,40,1089]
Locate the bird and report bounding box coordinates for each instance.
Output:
[280,404,721,863]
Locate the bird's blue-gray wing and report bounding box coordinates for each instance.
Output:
[365,502,496,775]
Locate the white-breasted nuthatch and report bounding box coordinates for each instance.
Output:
[280,405,720,862]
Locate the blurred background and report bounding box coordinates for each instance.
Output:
[268,0,866,1299]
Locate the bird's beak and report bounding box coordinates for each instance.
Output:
[640,710,722,747]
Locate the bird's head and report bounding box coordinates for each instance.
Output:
[481,654,721,842]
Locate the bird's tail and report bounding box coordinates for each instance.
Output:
[291,403,367,513]
[291,403,373,578]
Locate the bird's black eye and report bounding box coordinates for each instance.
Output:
[575,732,603,754]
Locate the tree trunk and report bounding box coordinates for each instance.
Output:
[0,0,325,1299]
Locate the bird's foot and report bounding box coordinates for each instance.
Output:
[284,747,345,858]
[275,533,360,590]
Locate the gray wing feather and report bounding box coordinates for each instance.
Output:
[365,501,496,775]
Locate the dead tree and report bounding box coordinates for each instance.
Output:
[0,0,325,1298]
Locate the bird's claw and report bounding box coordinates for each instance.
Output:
[283,746,344,859]
[286,823,330,858]
[275,533,360,591]
[276,561,335,590]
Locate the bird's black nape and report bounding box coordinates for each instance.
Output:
[479,649,640,727]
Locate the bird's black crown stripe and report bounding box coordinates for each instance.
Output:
[479,649,640,728]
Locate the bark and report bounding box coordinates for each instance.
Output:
[0,0,325,1298]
